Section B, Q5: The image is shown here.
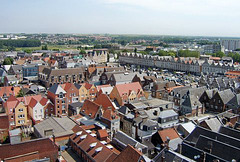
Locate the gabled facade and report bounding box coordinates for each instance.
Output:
[109,82,145,106]
[15,102,28,127]
[47,84,68,116]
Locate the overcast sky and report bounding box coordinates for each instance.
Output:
[1,0,240,37]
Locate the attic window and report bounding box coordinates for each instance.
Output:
[106,144,113,150]
[95,147,103,153]
[90,142,97,148]
[90,133,96,137]
[100,141,107,145]
[80,134,87,140]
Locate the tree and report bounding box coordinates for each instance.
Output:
[122,49,129,52]
[134,48,137,54]
[24,49,32,54]
[215,51,225,58]
[42,45,48,50]
[17,89,25,97]
[3,57,13,65]
[79,49,86,54]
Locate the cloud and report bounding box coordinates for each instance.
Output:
[100,0,240,16]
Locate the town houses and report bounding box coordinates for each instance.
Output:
[119,53,235,75]
[0,38,240,162]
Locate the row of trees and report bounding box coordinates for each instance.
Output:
[206,51,225,58]
[153,50,176,57]
[178,50,200,58]
[227,52,240,62]
[0,40,41,48]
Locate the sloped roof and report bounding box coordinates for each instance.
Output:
[81,100,101,119]
[218,89,235,104]
[28,98,38,108]
[115,82,142,97]
[159,109,178,118]
[94,94,115,111]
[112,145,143,162]
[158,128,180,143]
[34,116,76,137]
[48,84,66,95]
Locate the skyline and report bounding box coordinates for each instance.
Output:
[1,0,240,37]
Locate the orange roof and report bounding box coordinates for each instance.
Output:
[88,66,97,74]
[96,84,111,91]
[80,125,95,130]
[39,97,48,106]
[210,57,221,60]
[158,128,180,143]
[0,86,21,97]
[102,109,118,121]
[28,98,38,108]
[115,82,142,97]
[166,85,184,92]
[81,100,101,119]
[94,94,115,111]
[43,57,50,62]
[82,82,93,90]
[17,95,42,106]
[112,145,142,162]
[97,129,108,139]
[225,71,240,75]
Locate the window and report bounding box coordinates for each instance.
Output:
[59,92,64,98]
[218,100,221,104]
[19,108,23,112]
[62,100,65,103]
[10,108,12,112]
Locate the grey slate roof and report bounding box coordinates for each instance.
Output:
[218,89,235,104]
[48,84,66,94]
[159,109,178,119]
[201,117,222,132]
[195,135,240,161]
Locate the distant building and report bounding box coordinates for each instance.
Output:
[221,39,240,51]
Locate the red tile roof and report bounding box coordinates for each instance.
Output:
[94,94,115,111]
[70,126,119,162]
[112,144,143,162]
[96,84,111,91]
[17,95,42,106]
[97,129,108,139]
[0,86,21,97]
[0,138,58,161]
[83,82,93,90]
[115,82,143,97]
[102,109,118,121]
[28,98,38,108]
[39,97,48,106]
[81,100,101,119]
[0,114,9,130]
[7,95,18,102]
[158,128,180,143]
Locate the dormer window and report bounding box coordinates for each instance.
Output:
[59,92,63,98]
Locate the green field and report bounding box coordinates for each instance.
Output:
[16,45,79,51]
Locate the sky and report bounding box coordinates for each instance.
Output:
[0,0,240,37]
